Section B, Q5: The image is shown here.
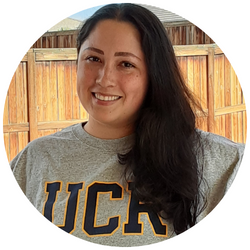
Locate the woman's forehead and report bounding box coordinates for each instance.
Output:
[89,19,140,40]
[80,20,143,55]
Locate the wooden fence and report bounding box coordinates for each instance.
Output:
[31,24,213,49]
[3,44,247,162]
[165,23,214,45]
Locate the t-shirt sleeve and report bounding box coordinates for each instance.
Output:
[198,131,245,218]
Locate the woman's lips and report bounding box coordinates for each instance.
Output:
[92,92,121,101]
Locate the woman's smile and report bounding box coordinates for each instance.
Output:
[93,92,121,102]
[91,92,122,106]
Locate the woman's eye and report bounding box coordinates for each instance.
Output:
[86,56,100,62]
[121,62,134,68]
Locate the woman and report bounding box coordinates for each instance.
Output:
[10,3,244,247]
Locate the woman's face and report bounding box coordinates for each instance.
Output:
[77,19,148,132]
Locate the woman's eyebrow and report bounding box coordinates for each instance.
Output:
[83,47,104,55]
[114,52,141,60]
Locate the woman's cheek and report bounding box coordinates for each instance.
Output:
[77,67,92,87]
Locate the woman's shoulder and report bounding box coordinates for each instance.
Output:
[195,130,245,217]
[195,129,244,182]
[196,129,245,156]
[10,123,83,168]
[195,129,245,190]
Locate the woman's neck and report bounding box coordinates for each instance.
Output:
[83,120,134,139]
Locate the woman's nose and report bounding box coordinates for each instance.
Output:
[96,65,116,87]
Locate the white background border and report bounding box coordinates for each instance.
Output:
[1,1,249,249]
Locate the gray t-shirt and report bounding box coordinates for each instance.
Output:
[10,123,244,247]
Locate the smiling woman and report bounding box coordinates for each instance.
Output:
[77,19,148,139]
[10,3,245,247]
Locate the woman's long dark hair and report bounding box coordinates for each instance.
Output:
[77,3,207,235]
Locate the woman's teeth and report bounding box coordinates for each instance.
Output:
[95,93,120,101]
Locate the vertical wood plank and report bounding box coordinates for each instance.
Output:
[23,132,28,149]
[175,27,180,45]
[187,57,194,91]
[55,35,58,48]
[207,48,215,133]
[73,33,78,48]
[8,74,17,124]
[52,36,56,48]
[18,132,25,153]
[15,63,27,157]
[16,63,26,124]
[236,77,243,143]
[214,55,219,135]
[9,132,18,160]
[27,50,38,141]
[193,27,198,44]
[205,34,210,44]
[224,56,232,140]
[243,111,247,143]
[65,61,73,120]
[179,26,184,45]
[45,62,51,121]
[42,62,51,121]
[219,55,225,136]
[183,26,187,45]
[57,62,66,120]
[4,133,10,162]
[168,28,173,45]
[36,62,43,122]
[172,27,177,45]
[231,66,237,141]
[190,26,194,45]
[199,56,208,131]
[182,57,188,87]
[242,81,246,143]
[42,62,48,121]
[186,26,190,45]
[72,61,80,120]
[23,63,28,123]
[237,112,243,143]
[219,55,225,108]
[50,61,58,121]
[200,56,207,110]
[193,57,201,113]
[36,38,41,48]
[3,96,9,125]
[214,55,219,109]
[58,36,64,48]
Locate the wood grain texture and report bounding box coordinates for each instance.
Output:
[27,51,38,141]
